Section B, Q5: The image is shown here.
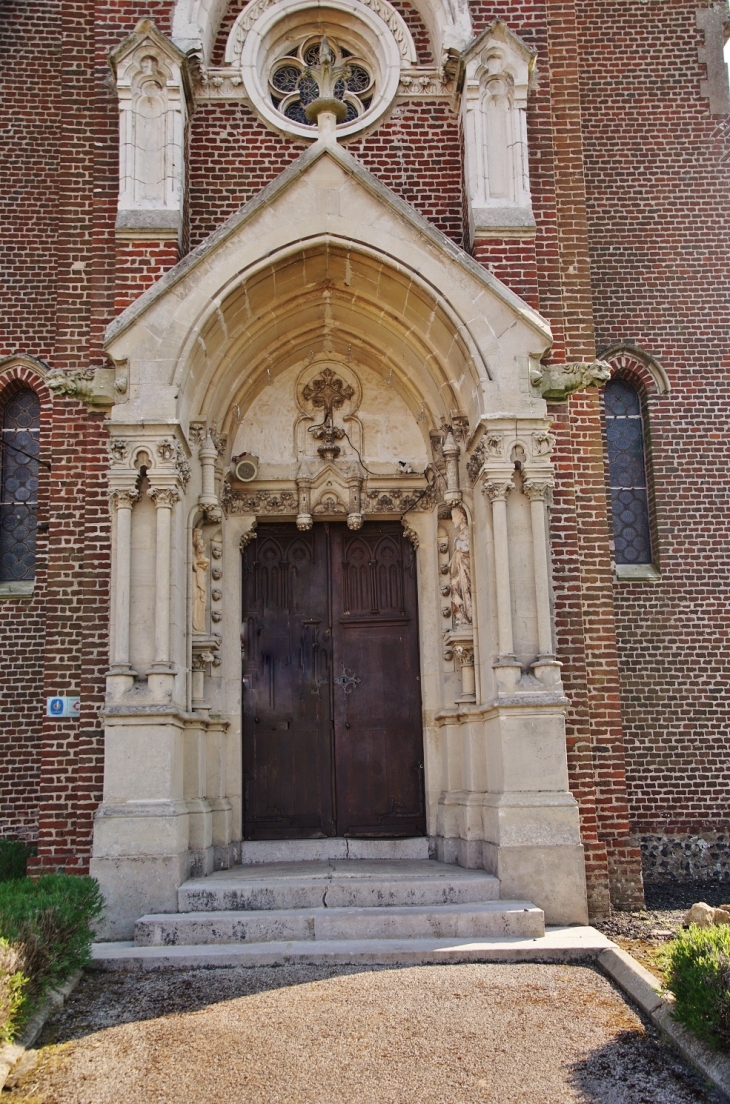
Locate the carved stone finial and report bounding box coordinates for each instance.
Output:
[303,36,350,127]
[529,360,612,402]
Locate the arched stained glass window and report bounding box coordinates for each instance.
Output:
[604,378,652,565]
[0,388,40,582]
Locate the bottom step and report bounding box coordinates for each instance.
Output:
[135,901,543,946]
[91,928,613,970]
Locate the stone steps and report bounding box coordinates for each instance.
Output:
[239,838,430,864]
[135,900,544,946]
[111,846,553,966]
[91,928,614,971]
[178,860,502,913]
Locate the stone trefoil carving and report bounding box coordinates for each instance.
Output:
[530,360,612,402]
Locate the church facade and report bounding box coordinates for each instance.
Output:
[1,0,728,939]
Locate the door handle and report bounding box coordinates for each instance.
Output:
[345,722,351,729]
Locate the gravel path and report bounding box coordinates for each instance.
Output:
[4,963,721,1104]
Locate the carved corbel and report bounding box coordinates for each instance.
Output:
[401,521,419,548]
[529,360,611,402]
[240,521,258,551]
[47,368,117,407]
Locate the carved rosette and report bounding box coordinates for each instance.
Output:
[109,439,130,465]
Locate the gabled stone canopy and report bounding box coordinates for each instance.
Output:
[105,135,552,440]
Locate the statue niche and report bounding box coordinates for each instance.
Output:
[192,527,209,632]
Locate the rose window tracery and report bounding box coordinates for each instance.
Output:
[269,37,375,127]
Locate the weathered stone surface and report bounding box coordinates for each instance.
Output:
[684,901,718,927]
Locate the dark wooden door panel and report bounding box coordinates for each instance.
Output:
[331,524,425,837]
[242,524,334,839]
[242,521,425,840]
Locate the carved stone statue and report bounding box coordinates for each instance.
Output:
[449,505,472,626]
[192,528,209,633]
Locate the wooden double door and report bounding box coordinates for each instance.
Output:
[241,521,425,839]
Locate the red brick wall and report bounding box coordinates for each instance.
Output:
[1,0,725,900]
[577,0,730,881]
[189,100,464,249]
[0,364,53,844]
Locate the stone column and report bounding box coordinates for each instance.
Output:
[107,480,140,699]
[523,478,557,659]
[148,483,180,697]
[482,476,520,692]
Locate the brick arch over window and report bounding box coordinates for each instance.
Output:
[0,358,52,587]
[600,343,667,574]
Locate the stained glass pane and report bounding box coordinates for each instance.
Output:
[0,388,40,581]
[604,378,651,565]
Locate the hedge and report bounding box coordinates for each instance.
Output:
[662,924,730,1051]
[0,840,33,883]
[0,874,104,1042]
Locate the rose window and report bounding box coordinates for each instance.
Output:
[269,37,374,128]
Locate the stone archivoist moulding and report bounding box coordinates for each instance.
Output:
[461,20,537,244]
[109,20,191,241]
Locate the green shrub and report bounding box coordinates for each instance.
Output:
[0,875,104,1038]
[662,924,730,1051]
[0,938,28,1044]
[0,839,34,882]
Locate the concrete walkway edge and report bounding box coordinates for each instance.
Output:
[597,946,730,1102]
[0,970,82,1091]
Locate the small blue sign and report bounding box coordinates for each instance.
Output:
[46,697,81,719]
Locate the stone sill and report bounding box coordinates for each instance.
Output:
[472,205,536,240]
[614,564,661,582]
[0,581,34,598]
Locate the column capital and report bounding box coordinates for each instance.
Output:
[481,476,514,503]
[148,484,181,509]
[523,478,554,503]
[109,486,140,510]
